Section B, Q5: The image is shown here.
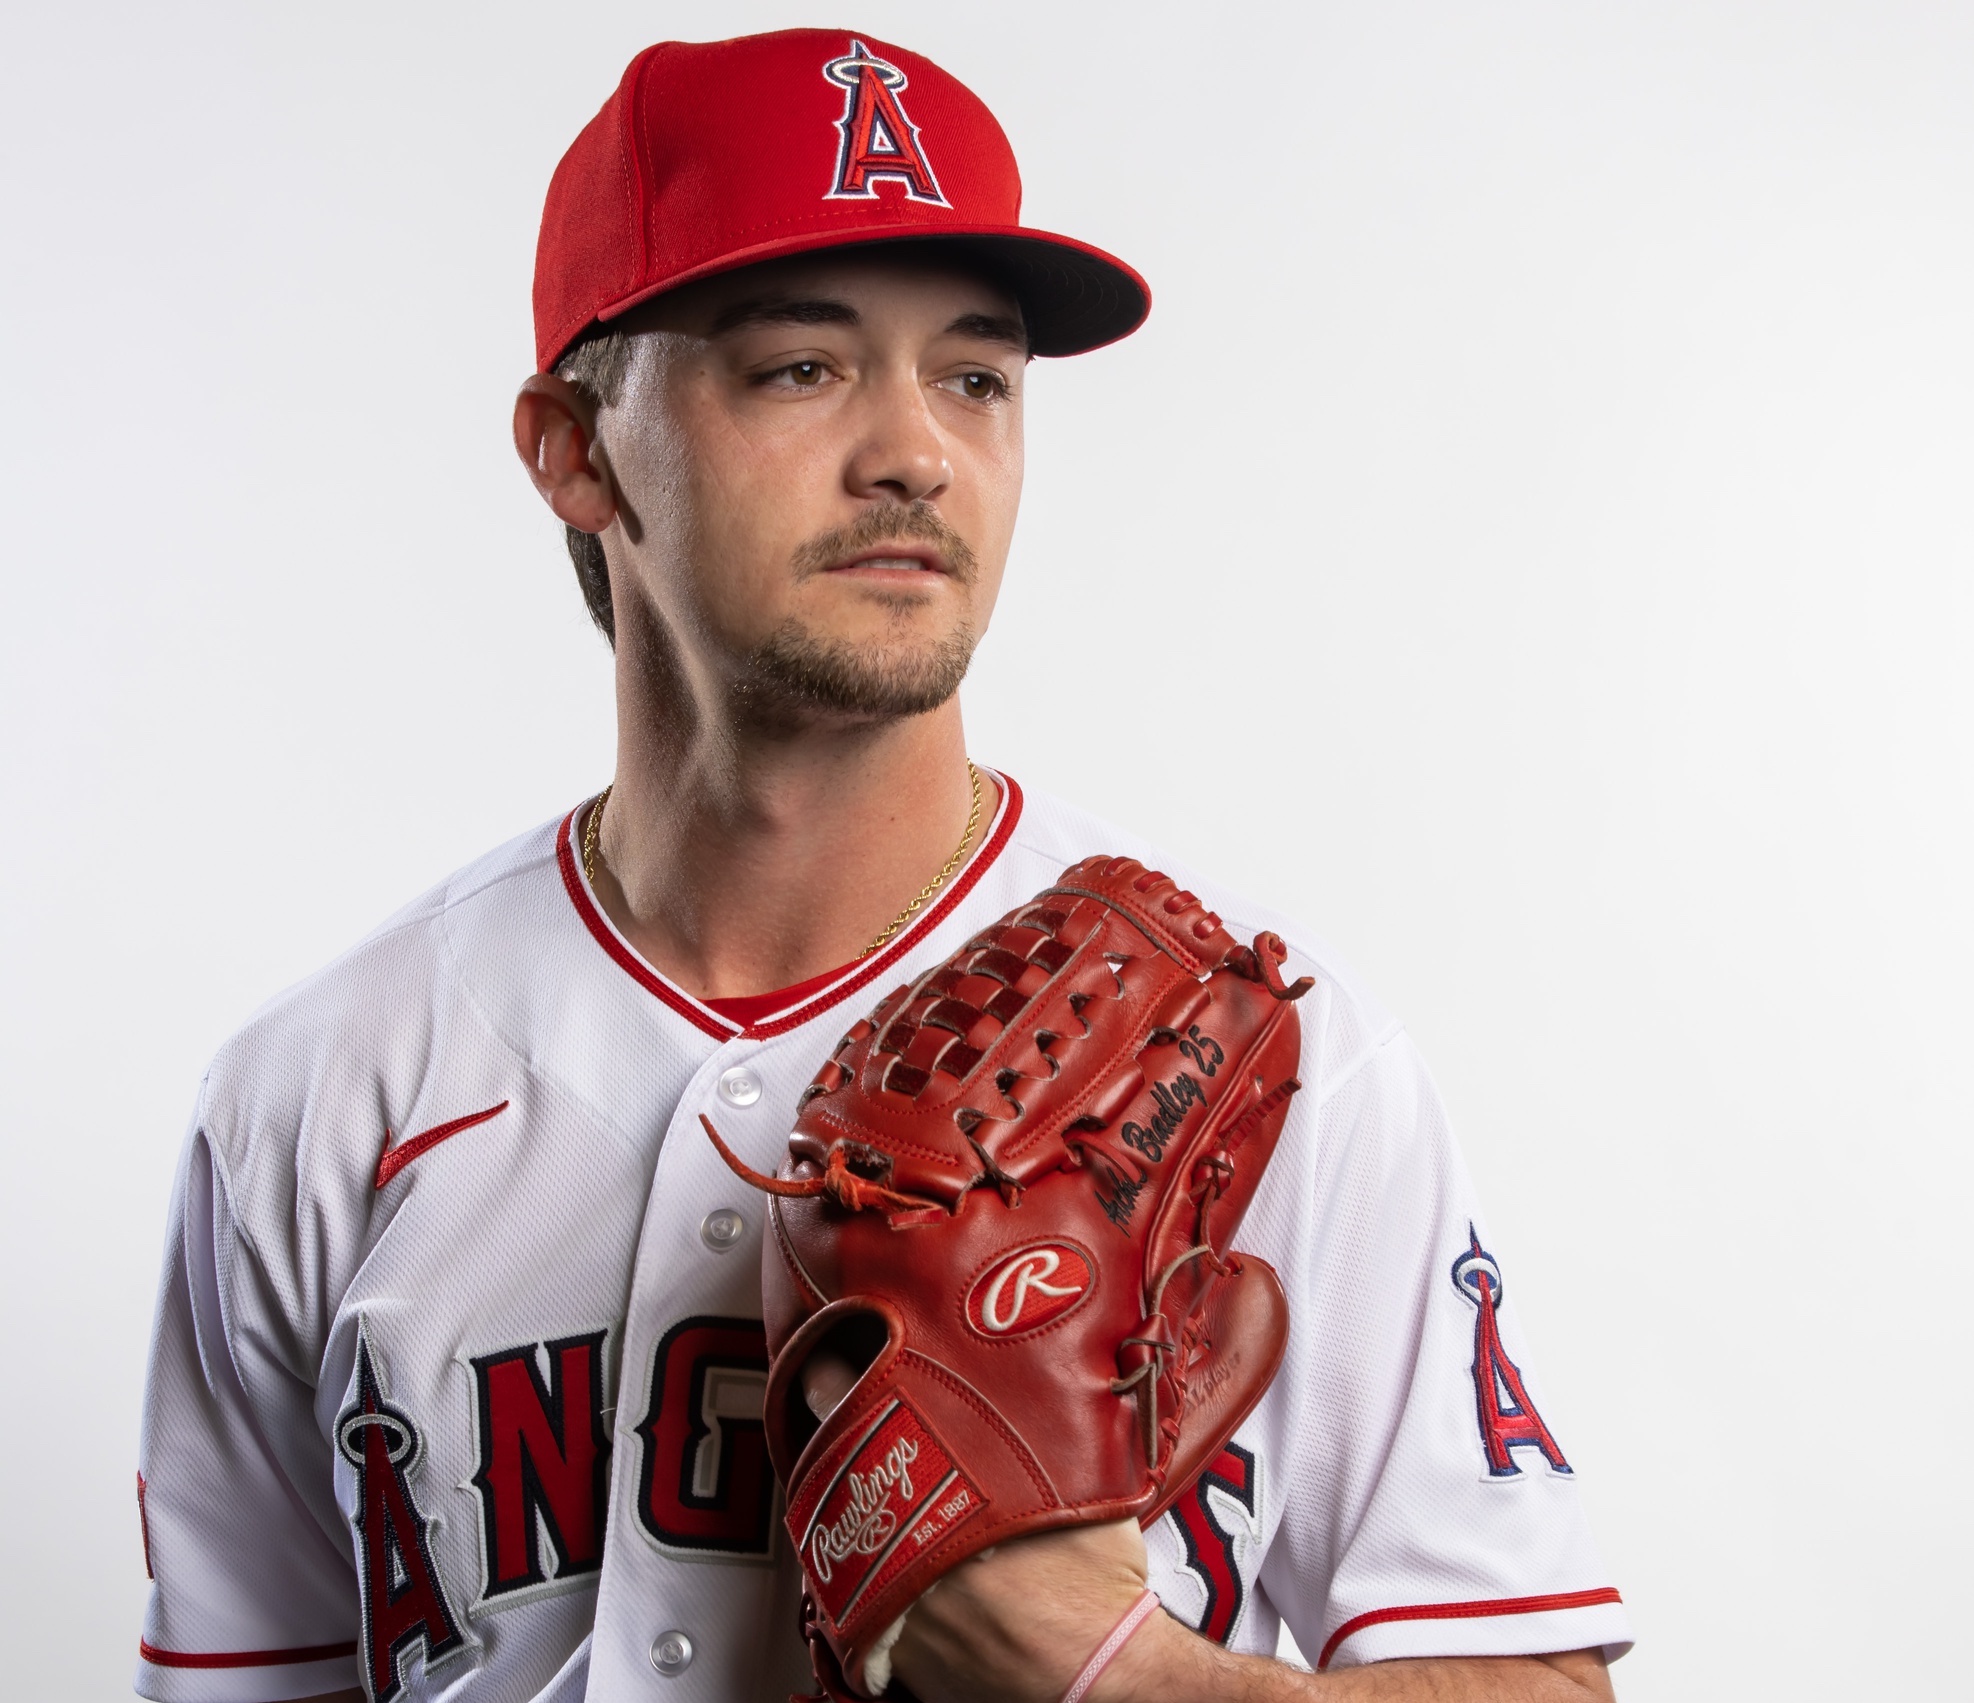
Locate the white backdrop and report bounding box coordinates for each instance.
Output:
[3,3,1969,1698]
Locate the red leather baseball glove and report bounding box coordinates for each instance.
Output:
[706,856,1310,1700]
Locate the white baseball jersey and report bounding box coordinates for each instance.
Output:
[135,774,1632,1702]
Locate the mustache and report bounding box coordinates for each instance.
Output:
[790,501,979,585]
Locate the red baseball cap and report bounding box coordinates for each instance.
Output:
[533,29,1150,371]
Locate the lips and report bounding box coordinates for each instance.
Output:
[827,547,947,575]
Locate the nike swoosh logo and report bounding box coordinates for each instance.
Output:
[374,1100,510,1189]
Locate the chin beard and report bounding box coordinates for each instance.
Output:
[740,617,978,721]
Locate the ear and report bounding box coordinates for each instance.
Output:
[513,374,617,535]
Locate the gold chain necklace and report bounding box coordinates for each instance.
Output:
[581,763,983,959]
[583,785,612,888]
[861,760,981,958]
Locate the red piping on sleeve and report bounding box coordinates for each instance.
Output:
[139,1639,359,1669]
[1316,1587,1624,1671]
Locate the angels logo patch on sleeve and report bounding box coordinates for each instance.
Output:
[1452,1228,1572,1479]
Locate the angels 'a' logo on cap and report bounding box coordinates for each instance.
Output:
[822,39,950,207]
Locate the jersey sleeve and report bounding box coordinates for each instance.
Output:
[1260,1028,1634,1672]
[135,1105,361,1703]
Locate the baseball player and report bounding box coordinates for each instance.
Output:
[134,29,1632,1703]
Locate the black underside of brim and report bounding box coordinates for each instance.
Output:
[897,234,1150,357]
[986,237,1149,357]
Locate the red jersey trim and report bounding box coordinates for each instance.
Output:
[703,960,862,1028]
[745,772,1022,1039]
[1316,1587,1624,1671]
[554,772,1023,1041]
[138,1639,359,1669]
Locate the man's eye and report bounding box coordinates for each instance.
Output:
[942,370,1009,402]
[756,360,833,390]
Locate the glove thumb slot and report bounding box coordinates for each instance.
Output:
[765,1298,905,1487]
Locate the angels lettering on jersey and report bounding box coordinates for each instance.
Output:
[336,1337,467,1703]
[334,1325,622,1700]
[1156,1443,1265,1647]
[634,1316,775,1557]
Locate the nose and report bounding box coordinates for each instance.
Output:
[843,373,952,505]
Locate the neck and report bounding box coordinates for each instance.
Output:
[586,615,990,1001]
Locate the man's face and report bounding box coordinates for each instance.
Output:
[593,249,1027,724]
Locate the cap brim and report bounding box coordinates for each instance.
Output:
[908,230,1150,357]
[591,224,1149,360]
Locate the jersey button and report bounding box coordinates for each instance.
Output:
[700,1208,746,1252]
[651,1630,694,1676]
[717,1066,762,1107]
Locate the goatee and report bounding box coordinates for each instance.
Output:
[743,618,977,720]
[739,500,981,720]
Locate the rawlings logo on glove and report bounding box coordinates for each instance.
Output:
[968,1244,1092,1335]
[705,855,1310,1700]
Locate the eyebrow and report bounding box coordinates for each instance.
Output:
[945,311,1030,352]
[707,297,862,336]
[704,297,1029,352]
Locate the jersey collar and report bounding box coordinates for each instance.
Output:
[553,770,1023,1040]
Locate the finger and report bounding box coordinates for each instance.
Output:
[800,1347,862,1419]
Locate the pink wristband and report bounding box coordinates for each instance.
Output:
[1059,1588,1162,1703]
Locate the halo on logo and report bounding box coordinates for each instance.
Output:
[966,1242,1095,1338]
[1451,1247,1505,1309]
[823,42,908,91]
[337,1408,416,1468]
